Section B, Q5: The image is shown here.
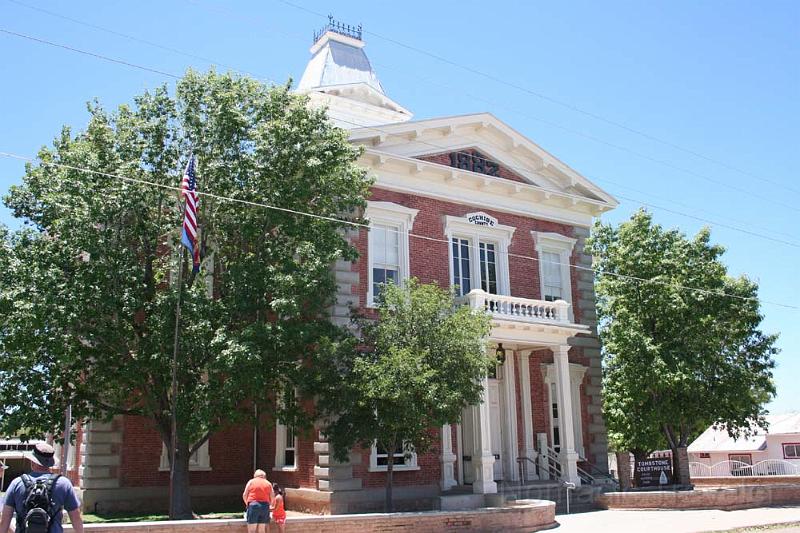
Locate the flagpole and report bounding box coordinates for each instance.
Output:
[169,232,187,519]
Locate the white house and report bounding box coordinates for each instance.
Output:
[688,413,800,477]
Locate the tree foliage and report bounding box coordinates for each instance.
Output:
[0,70,371,516]
[587,210,778,467]
[315,280,493,511]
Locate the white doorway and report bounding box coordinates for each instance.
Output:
[488,378,504,481]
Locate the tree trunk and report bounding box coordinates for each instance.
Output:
[169,443,194,519]
[615,451,632,491]
[671,445,691,486]
[385,447,394,513]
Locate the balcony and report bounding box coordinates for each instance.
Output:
[459,290,586,345]
[460,289,569,323]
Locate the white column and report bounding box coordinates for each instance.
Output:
[440,424,457,491]
[518,352,537,480]
[502,353,519,482]
[552,345,580,484]
[472,376,497,494]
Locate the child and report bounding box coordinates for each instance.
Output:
[270,483,286,532]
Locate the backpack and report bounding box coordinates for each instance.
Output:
[20,474,61,533]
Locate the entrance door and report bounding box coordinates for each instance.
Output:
[488,379,504,481]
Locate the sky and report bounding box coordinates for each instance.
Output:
[0,1,797,413]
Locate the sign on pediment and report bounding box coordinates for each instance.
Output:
[416,148,529,184]
[465,212,497,227]
[448,150,499,177]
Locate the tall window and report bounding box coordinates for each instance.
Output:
[275,401,298,470]
[366,202,418,307]
[479,242,498,294]
[283,424,296,467]
[371,224,400,301]
[541,251,563,301]
[452,237,471,296]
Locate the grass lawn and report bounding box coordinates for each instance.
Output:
[82,510,245,523]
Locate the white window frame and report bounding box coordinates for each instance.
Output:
[159,440,211,471]
[532,231,577,315]
[782,443,800,459]
[365,202,419,307]
[541,363,588,458]
[368,441,419,472]
[274,421,298,472]
[444,215,515,297]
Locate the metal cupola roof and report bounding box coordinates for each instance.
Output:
[296,17,412,127]
[297,17,385,94]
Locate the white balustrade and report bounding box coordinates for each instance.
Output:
[460,289,571,324]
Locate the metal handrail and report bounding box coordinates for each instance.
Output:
[516,455,539,482]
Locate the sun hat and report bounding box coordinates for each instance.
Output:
[26,441,56,468]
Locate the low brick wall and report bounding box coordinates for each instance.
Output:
[597,484,800,511]
[65,500,556,533]
[692,476,800,488]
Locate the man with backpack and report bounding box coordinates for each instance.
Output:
[0,442,83,533]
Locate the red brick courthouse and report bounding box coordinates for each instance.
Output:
[72,23,618,514]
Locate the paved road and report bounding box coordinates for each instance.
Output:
[554,506,800,532]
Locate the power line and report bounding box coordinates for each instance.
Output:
[0,28,180,79]
[3,23,799,248]
[1,150,796,311]
[274,0,798,197]
[6,0,266,81]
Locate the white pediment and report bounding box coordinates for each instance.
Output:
[349,112,617,208]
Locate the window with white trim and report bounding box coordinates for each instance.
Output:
[479,242,498,294]
[533,232,577,315]
[451,237,472,296]
[369,440,418,471]
[541,251,564,301]
[366,202,418,307]
[275,391,299,471]
[159,440,211,471]
[445,216,515,298]
[783,443,800,459]
[371,224,400,301]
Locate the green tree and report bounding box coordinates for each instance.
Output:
[587,210,777,484]
[315,280,493,512]
[0,70,371,517]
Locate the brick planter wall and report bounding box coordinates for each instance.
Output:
[597,484,800,511]
[65,500,556,533]
[692,476,800,487]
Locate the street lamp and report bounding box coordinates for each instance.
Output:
[495,343,507,365]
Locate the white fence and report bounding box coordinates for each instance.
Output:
[690,459,800,478]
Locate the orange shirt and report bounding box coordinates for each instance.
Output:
[272,495,286,519]
[244,478,272,504]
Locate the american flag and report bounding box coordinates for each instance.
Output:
[180,155,201,273]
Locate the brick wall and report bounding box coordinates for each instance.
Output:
[597,485,800,510]
[64,499,556,533]
[120,416,253,487]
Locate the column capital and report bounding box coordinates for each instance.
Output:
[550,344,571,358]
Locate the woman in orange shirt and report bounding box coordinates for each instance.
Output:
[270,483,286,532]
[242,469,273,533]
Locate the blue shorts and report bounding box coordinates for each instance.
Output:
[246,501,271,524]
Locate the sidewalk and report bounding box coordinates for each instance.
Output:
[555,506,800,532]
